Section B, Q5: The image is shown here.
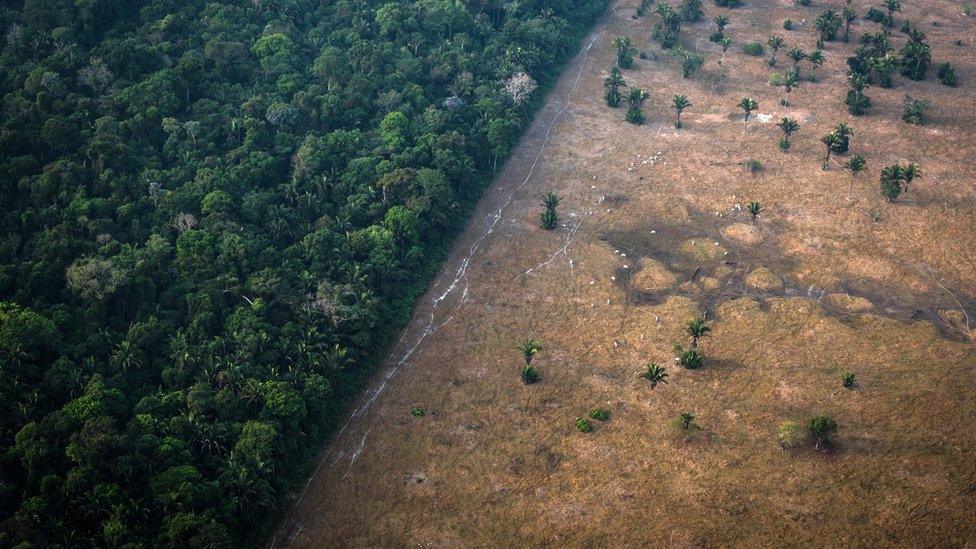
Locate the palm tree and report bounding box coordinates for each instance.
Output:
[821,131,840,170]
[520,339,542,365]
[738,97,758,121]
[611,36,634,69]
[542,190,560,210]
[842,6,857,42]
[678,411,698,430]
[714,15,729,33]
[676,346,704,369]
[777,116,799,150]
[604,66,627,107]
[686,318,711,347]
[626,88,650,125]
[672,94,691,128]
[902,163,922,194]
[747,201,762,223]
[641,363,669,389]
[809,414,838,450]
[844,154,867,198]
[719,36,732,64]
[807,50,826,80]
[788,46,806,68]
[767,36,784,66]
[782,68,799,106]
[832,122,853,154]
[540,191,560,229]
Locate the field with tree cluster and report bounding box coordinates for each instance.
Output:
[273,0,976,546]
[0,0,608,545]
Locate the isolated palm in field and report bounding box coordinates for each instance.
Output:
[672,94,691,128]
[832,122,853,153]
[767,36,784,66]
[738,97,758,121]
[777,116,799,150]
[844,154,867,198]
[520,338,542,365]
[782,68,799,106]
[788,46,806,68]
[539,191,560,229]
[687,318,711,347]
[604,66,627,107]
[626,88,650,125]
[641,363,669,389]
[612,36,634,69]
[807,49,826,80]
[747,201,762,223]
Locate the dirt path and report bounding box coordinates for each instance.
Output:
[274,0,976,545]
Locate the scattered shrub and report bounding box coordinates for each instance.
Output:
[777,420,805,449]
[411,406,425,417]
[714,0,742,7]
[938,62,957,86]
[784,19,793,30]
[588,408,610,421]
[521,365,540,384]
[676,347,705,369]
[841,371,857,389]
[575,417,593,432]
[902,95,930,125]
[745,159,762,174]
[866,7,891,26]
[675,411,700,431]
[743,42,765,56]
[641,363,669,388]
[809,414,838,450]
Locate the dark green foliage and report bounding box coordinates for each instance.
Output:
[411,406,426,417]
[672,95,692,128]
[676,347,705,369]
[809,414,838,450]
[676,412,700,431]
[521,365,540,384]
[902,95,930,125]
[880,163,921,201]
[938,62,957,86]
[815,9,843,42]
[653,3,684,50]
[777,117,799,150]
[588,408,610,421]
[900,29,931,81]
[842,7,858,42]
[738,97,759,121]
[784,19,794,30]
[681,0,705,22]
[540,192,561,229]
[866,7,892,26]
[767,36,784,66]
[0,0,608,545]
[715,0,743,7]
[521,338,543,364]
[613,36,636,69]
[846,73,872,116]
[678,51,706,78]
[575,417,594,433]
[636,0,654,17]
[743,42,766,56]
[746,159,763,174]
[687,318,711,347]
[626,88,650,125]
[605,66,627,107]
[747,201,762,222]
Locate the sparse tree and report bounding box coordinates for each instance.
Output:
[815,9,842,42]
[788,46,806,68]
[540,192,560,229]
[808,50,826,80]
[676,346,704,369]
[503,72,538,105]
[612,36,635,69]
[884,0,901,27]
[781,68,799,106]
[845,72,871,116]
[626,88,650,125]
[738,97,759,121]
[672,94,691,128]
[831,122,853,154]
[842,6,858,42]
[938,62,957,87]
[604,66,627,107]
[677,411,699,431]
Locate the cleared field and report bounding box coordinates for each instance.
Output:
[276,0,976,545]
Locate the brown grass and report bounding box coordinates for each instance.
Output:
[274,0,976,545]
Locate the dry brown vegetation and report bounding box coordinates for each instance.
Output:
[275,0,976,545]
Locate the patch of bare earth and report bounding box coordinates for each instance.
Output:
[276,0,976,546]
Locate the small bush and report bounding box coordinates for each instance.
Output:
[674,411,700,431]
[902,95,930,125]
[938,62,957,86]
[714,0,742,7]
[866,7,891,26]
[588,408,610,421]
[626,106,645,125]
[809,414,838,450]
[677,347,705,369]
[575,417,593,433]
[411,406,425,417]
[783,19,793,30]
[841,371,857,389]
[521,365,540,384]
[709,31,726,43]
[745,159,762,174]
[777,420,805,449]
[796,0,811,5]
[743,42,765,56]
[779,138,791,151]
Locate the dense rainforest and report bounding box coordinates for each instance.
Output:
[0,0,607,545]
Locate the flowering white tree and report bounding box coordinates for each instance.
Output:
[503,72,537,105]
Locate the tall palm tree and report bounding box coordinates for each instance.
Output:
[767,36,785,66]
[604,66,627,107]
[686,318,711,347]
[844,154,867,198]
[738,97,759,121]
[671,94,691,128]
[782,68,799,106]
[777,116,799,150]
[641,363,669,389]
[832,122,853,153]
[611,36,634,68]
[821,131,840,170]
